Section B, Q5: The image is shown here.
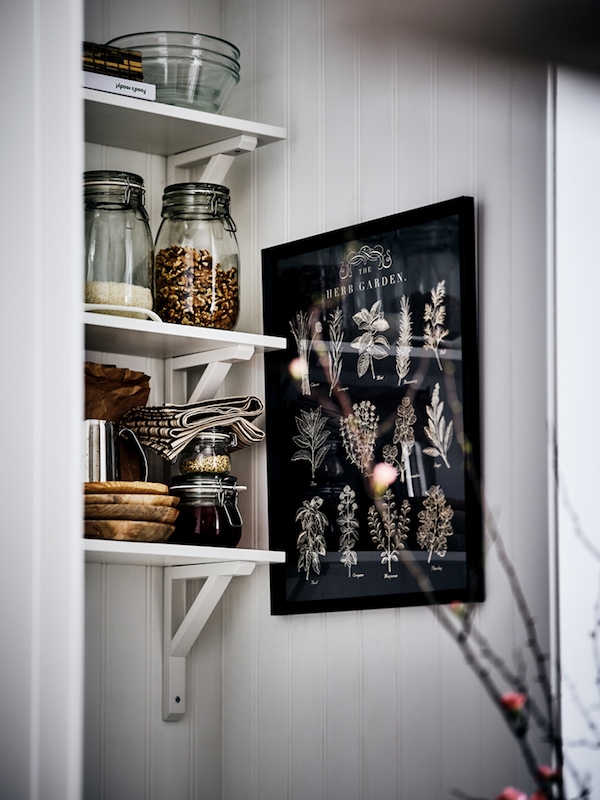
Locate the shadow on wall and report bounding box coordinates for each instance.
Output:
[356,0,600,75]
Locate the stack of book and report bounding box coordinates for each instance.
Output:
[82,41,156,101]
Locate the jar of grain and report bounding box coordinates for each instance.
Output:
[84,171,154,318]
[154,183,239,330]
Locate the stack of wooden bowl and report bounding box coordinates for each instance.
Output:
[84,481,180,543]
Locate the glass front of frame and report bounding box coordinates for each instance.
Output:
[262,196,483,615]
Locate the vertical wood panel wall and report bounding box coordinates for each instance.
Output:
[84,1,551,798]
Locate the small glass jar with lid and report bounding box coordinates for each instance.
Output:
[84,170,154,318]
[169,475,244,547]
[178,428,237,476]
[153,182,240,330]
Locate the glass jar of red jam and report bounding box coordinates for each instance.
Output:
[169,475,243,547]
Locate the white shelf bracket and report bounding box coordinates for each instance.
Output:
[165,343,255,403]
[163,560,255,721]
[166,134,258,184]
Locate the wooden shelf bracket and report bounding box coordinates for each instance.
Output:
[163,560,255,721]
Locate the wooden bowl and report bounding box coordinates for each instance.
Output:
[85,503,179,524]
[84,519,175,542]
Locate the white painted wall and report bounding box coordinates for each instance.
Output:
[0,0,84,798]
[555,67,600,797]
[81,1,552,799]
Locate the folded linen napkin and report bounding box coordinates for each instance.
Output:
[120,395,265,462]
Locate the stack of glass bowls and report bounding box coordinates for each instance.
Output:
[106,31,240,114]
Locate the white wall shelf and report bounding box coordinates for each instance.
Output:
[84,540,285,721]
[84,88,286,156]
[83,538,285,567]
[84,311,287,359]
[83,87,288,724]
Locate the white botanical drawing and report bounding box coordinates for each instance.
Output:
[423,382,453,468]
[296,496,328,580]
[350,300,390,379]
[327,308,344,396]
[292,406,331,485]
[368,490,410,573]
[339,400,379,477]
[423,280,449,370]
[382,396,417,495]
[289,310,318,395]
[395,294,412,385]
[417,484,454,563]
[337,484,359,576]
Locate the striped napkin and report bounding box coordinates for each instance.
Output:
[120,396,265,462]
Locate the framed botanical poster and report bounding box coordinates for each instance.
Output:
[262,196,483,615]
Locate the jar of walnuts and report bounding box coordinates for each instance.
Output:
[154,182,240,329]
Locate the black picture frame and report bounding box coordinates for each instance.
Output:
[262,196,483,615]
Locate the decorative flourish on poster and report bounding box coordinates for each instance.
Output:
[342,244,393,275]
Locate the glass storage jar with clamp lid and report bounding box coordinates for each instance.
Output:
[154,182,240,330]
[169,475,244,547]
[84,170,156,319]
[177,428,237,477]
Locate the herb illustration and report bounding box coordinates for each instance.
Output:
[290,311,317,394]
[423,382,453,468]
[395,294,413,385]
[296,496,329,580]
[350,300,390,379]
[337,484,360,576]
[383,396,418,496]
[292,407,331,485]
[368,491,410,572]
[339,400,379,476]
[417,484,454,563]
[327,308,344,396]
[423,280,449,370]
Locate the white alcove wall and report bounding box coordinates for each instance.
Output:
[83,1,552,798]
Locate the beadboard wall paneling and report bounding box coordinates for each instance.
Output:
[225,5,550,800]
[83,0,551,797]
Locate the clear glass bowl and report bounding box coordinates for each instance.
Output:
[106,31,241,114]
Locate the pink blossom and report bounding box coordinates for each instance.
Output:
[370,462,397,496]
[495,787,527,800]
[537,764,560,784]
[448,600,467,618]
[500,692,527,712]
